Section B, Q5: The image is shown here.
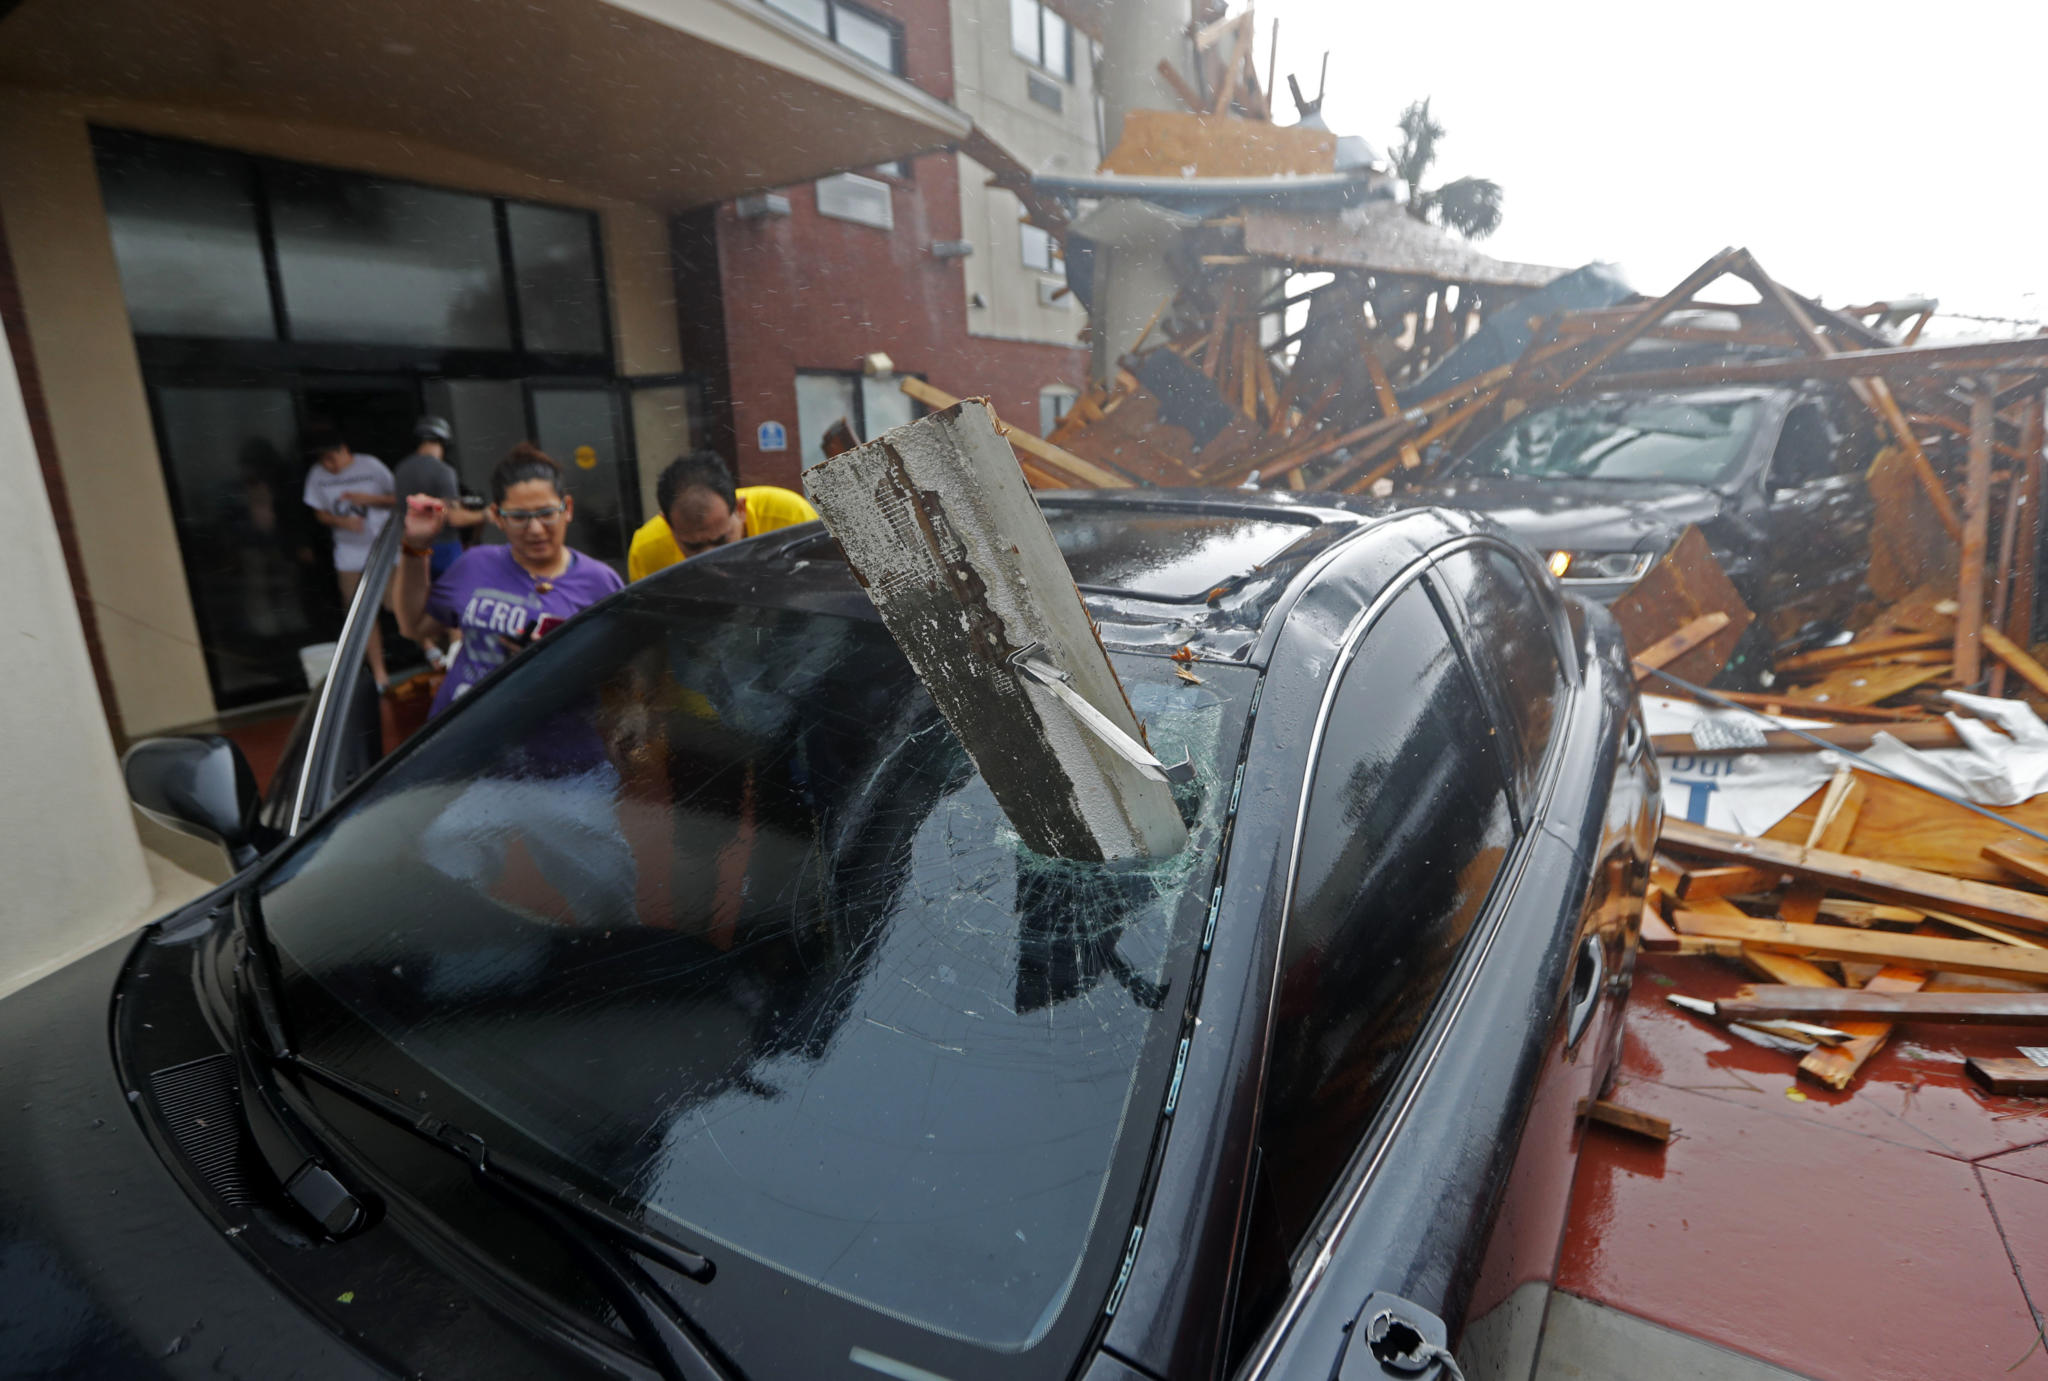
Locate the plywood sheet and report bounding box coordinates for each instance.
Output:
[1609,526,1755,685]
[1099,110,1336,179]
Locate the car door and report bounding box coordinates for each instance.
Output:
[257,514,402,837]
[1223,575,1521,1374]
[1753,399,1873,648]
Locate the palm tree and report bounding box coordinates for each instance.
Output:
[1391,98,1504,240]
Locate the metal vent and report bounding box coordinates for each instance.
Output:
[150,1054,252,1206]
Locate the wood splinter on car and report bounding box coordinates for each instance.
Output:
[803,398,1191,863]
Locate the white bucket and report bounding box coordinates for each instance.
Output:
[298,641,338,691]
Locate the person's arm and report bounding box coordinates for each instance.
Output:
[312,509,365,532]
[343,491,397,509]
[390,496,450,642]
[444,502,487,529]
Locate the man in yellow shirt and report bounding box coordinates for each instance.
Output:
[627,451,820,581]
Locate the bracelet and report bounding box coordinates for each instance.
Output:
[402,543,435,559]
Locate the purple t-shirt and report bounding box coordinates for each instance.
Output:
[427,546,624,716]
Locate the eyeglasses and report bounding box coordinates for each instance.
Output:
[499,504,567,526]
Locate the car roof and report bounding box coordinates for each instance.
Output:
[624,489,1490,665]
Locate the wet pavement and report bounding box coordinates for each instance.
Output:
[1555,949,2048,1380]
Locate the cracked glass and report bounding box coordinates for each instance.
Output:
[259,594,1247,1354]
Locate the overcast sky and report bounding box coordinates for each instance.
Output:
[1253,0,2044,331]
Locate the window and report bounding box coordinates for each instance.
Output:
[795,369,924,466]
[91,129,610,358]
[1229,581,1516,1360]
[505,201,607,354]
[1020,223,1065,275]
[1010,0,1071,79]
[814,172,895,230]
[1432,547,1566,807]
[1027,71,1064,111]
[268,164,513,349]
[1039,385,1077,436]
[767,0,903,73]
[95,132,277,339]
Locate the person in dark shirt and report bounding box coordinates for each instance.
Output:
[387,416,484,578]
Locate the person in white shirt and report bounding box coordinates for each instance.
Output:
[301,425,394,691]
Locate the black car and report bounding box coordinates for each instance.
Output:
[1,493,1656,1381]
[1421,385,1873,657]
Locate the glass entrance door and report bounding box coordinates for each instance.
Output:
[531,385,633,567]
[152,385,326,706]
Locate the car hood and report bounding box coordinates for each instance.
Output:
[1415,477,1725,551]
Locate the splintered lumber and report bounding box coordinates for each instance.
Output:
[1772,633,1950,677]
[1633,612,1731,681]
[1985,842,2048,890]
[1676,864,1782,901]
[1097,110,1337,179]
[1983,627,2048,699]
[1800,960,1929,1089]
[1547,247,1746,397]
[1764,771,2048,885]
[1609,528,1754,685]
[1723,987,2048,1025]
[1781,660,1952,707]
[897,378,1129,489]
[803,399,1185,861]
[1967,1058,2048,1095]
[1956,385,1996,684]
[1782,771,1865,927]
[1662,819,2048,934]
[1668,910,2048,983]
[1577,1098,1672,1143]
[1692,689,1925,723]
[1649,721,1964,757]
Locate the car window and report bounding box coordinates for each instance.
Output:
[1766,402,1838,487]
[1227,581,1516,1362]
[1431,546,1565,809]
[1454,394,1764,485]
[256,592,1249,1371]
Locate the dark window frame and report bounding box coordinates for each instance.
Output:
[766,0,906,75]
[1010,0,1074,81]
[93,126,615,367]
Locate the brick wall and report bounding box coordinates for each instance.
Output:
[682,0,1088,492]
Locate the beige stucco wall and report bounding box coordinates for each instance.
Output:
[0,293,157,987]
[950,0,1100,347]
[0,88,683,734]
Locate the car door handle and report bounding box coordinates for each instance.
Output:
[1566,934,1604,1050]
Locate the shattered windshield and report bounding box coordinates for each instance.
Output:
[1451,395,1765,486]
[256,593,1246,1356]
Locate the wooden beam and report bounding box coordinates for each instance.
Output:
[1968,1057,2048,1095]
[1782,769,1865,926]
[1155,58,1205,113]
[1675,864,1782,901]
[1669,909,2048,982]
[1799,956,1929,1089]
[1984,627,2048,698]
[1772,633,1950,677]
[1661,819,2048,933]
[1985,841,2048,890]
[1632,612,1732,681]
[1545,248,1746,397]
[1989,401,2040,697]
[1957,384,1997,683]
[1722,987,2048,1024]
[1669,688,1926,723]
[1578,1098,1672,1143]
[1649,721,1964,757]
[897,377,1130,489]
[804,399,1184,861]
[2010,396,2044,663]
[1586,337,2048,391]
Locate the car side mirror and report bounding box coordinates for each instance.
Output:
[123,735,263,868]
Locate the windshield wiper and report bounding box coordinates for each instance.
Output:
[226,897,731,1379]
[290,1057,734,1381]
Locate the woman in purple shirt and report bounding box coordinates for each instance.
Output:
[393,442,624,718]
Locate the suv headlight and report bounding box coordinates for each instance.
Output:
[1547,549,1654,583]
